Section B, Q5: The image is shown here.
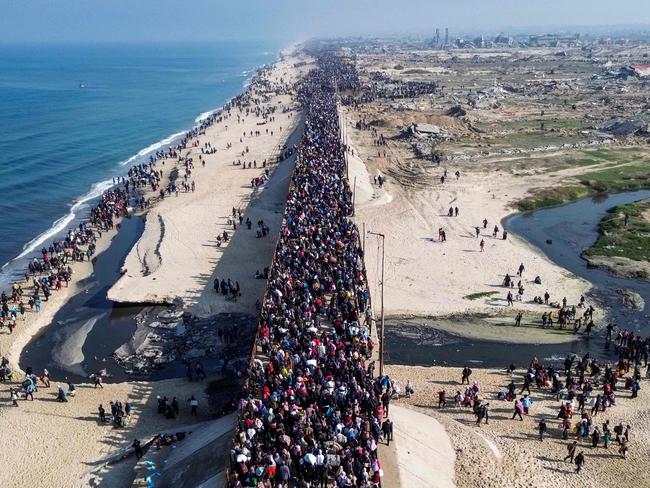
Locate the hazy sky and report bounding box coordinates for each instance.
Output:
[1,0,649,44]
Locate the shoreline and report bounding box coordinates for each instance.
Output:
[3,218,125,374]
[0,55,278,290]
[386,314,581,344]
[581,197,650,282]
[106,52,308,313]
[3,50,298,370]
[0,48,310,488]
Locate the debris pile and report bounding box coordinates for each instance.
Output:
[112,307,255,375]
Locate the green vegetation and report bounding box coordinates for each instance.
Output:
[516,186,590,211]
[516,157,650,211]
[463,291,499,300]
[584,200,650,263]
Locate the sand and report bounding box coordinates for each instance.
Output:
[2,224,122,373]
[0,374,224,488]
[108,53,311,318]
[0,53,309,488]
[385,365,650,488]
[343,107,597,331]
[389,405,455,488]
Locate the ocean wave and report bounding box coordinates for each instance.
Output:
[195,106,223,123]
[118,130,186,167]
[194,110,214,123]
[2,60,266,274]
[9,178,115,263]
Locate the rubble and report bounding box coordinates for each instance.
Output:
[112,306,255,375]
[600,118,648,136]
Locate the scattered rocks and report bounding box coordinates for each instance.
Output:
[616,288,645,311]
[112,307,256,375]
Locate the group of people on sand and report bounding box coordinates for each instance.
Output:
[434,350,643,476]
[0,179,137,336]
[155,393,200,419]
[98,399,132,427]
[0,68,262,335]
[502,261,601,336]
[226,54,387,488]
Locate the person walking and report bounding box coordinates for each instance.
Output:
[564,441,577,463]
[188,395,199,415]
[538,419,547,441]
[438,390,446,408]
[10,388,18,407]
[603,428,612,449]
[461,366,472,385]
[575,452,585,474]
[132,439,143,460]
[381,418,393,446]
[619,438,629,458]
[511,399,523,421]
[591,428,600,448]
[381,391,391,416]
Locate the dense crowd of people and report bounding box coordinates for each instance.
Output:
[227,54,387,488]
[340,70,437,106]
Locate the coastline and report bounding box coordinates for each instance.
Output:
[106,51,309,314]
[1,50,298,371]
[0,50,277,290]
[0,48,310,488]
[2,218,124,373]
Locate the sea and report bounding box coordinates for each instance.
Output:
[0,40,281,287]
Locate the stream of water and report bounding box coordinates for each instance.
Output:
[386,190,650,368]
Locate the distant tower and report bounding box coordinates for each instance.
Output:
[445,27,449,46]
[436,28,440,47]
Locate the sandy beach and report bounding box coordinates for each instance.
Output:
[0,373,227,488]
[0,51,308,488]
[108,53,311,318]
[1,222,123,374]
[345,111,595,322]
[386,364,650,488]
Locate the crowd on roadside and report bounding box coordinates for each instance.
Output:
[227,54,388,488]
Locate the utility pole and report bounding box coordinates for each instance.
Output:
[368,231,385,377]
[352,176,357,216]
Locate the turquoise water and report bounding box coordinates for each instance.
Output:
[0,41,280,283]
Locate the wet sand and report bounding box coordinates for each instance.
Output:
[389,315,580,344]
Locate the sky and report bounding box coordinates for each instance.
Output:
[1,0,649,44]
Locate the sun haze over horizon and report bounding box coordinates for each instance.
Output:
[1,0,650,44]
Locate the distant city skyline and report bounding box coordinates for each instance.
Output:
[1,0,650,44]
